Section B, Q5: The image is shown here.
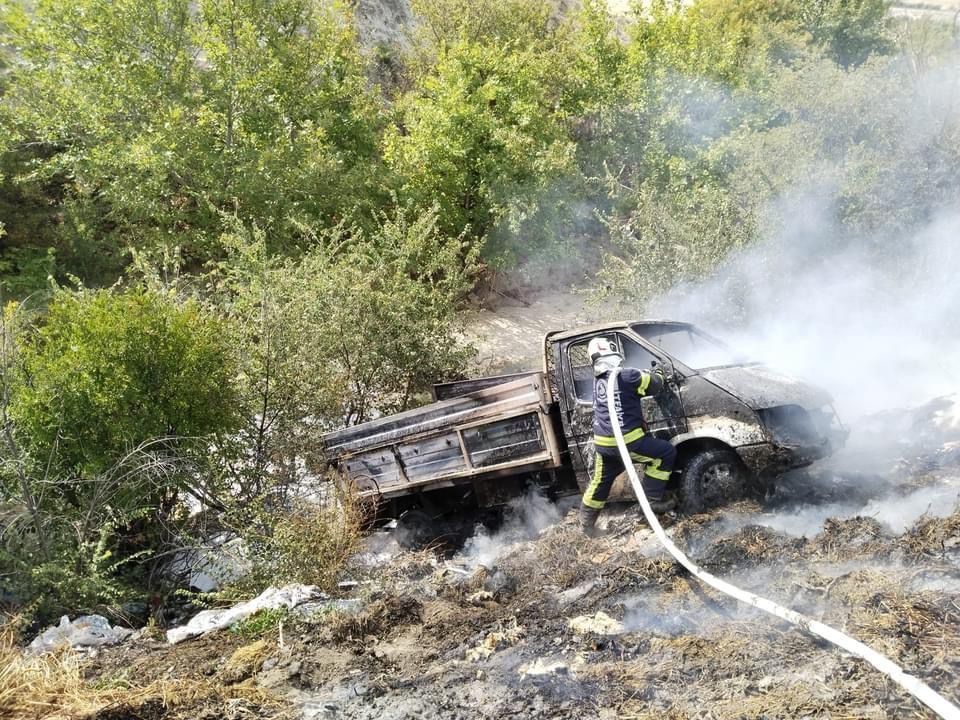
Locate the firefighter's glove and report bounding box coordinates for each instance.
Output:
[653,366,675,392]
[655,367,676,385]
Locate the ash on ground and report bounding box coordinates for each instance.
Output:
[76,402,960,720]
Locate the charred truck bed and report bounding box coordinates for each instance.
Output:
[322,374,572,521]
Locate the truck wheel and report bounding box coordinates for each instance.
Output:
[395,509,438,550]
[679,449,748,514]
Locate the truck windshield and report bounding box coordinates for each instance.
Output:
[631,324,743,369]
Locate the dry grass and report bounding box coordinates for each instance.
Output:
[221,639,274,683]
[0,622,289,720]
[328,595,423,642]
[901,509,960,560]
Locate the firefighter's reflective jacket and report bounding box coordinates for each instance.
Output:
[592,368,665,447]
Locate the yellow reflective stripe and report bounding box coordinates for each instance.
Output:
[582,453,605,509]
[637,372,651,395]
[594,427,645,447]
[645,465,671,482]
[629,453,671,481]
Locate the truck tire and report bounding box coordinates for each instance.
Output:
[679,449,748,515]
[395,509,439,550]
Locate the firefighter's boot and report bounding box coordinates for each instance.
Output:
[648,495,676,514]
[579,504,602,538]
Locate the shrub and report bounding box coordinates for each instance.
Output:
[0,287,240,620]
[232,481,363,595]
[10,287,239,478]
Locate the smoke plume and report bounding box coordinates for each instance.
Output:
[648,59,960,423]
[456,489,570,569]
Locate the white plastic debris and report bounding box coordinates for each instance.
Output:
[520,658,569,678]
[29,614,133,654]
[166,584,321,644]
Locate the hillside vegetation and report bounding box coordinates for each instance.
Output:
[1,0,959,619]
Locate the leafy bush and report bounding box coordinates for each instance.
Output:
[0,0,384,276]
[10,288,239,478]
[0,288,240,620]
[796,0,893,67]
[212,205,477,499]
[236,484,363,595]
[385,39,575,250]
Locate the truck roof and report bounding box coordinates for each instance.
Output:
[545,320,694,344]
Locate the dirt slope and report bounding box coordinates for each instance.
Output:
[75,429,960,720]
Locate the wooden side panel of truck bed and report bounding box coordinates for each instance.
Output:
[322,375,564,499]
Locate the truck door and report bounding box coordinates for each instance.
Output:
[557,333,687,490]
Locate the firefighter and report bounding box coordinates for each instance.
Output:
[579,336,677,536]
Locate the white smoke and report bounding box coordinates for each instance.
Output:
[650,202,960,421]
[456,489,568,569]
[643,57,960,423]
[755,478,960,537]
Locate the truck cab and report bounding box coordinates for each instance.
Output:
[548,321,847,511]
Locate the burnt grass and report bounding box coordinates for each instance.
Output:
[82,463,960,720]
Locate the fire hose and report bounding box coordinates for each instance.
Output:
[605,367,960,720]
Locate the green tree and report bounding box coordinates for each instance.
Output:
[385,39,574,253]
[210,206,477,501]
[10,287,239,478]
[626,0,805,89]
[411,0,554,48]
[394,0,635,281]
[796,0,892,67]
[0,0,384,283]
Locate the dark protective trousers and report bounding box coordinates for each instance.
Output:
[582,433,677,509]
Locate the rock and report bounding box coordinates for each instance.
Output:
[555,580,597,607]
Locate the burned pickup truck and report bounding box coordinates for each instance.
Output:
[321,321,847,542]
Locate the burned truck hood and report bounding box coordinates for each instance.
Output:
[699,365,833,410]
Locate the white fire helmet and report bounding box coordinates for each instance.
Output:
[587,336,623,376]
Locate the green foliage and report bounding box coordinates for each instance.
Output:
[216,204,476,434]
[199,204,477,525]
[411,0,554,47]
[0,289,241,620]
[385,39,575,250]
[0,246,55,298]
[13,519,150,620]
[721,55,960,238]
[235,487,362,594]
[599,182,756,301]
[628,0,816,92]
[10,287,239,478]
[230,607,289,639]
[796,0,893,67]
[0,0,384,278]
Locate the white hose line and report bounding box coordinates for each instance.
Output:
[605,368,960,720]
